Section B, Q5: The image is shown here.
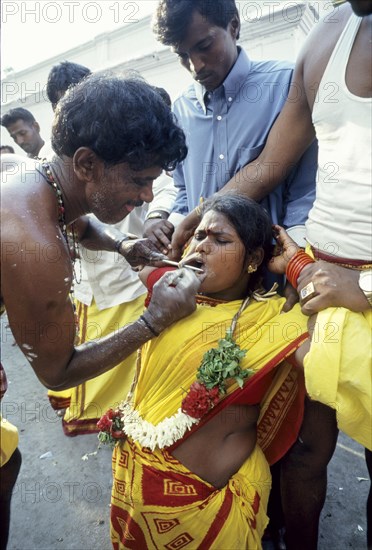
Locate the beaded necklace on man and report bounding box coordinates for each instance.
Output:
[42,163,81,342]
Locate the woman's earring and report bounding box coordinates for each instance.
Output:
[247,265,257,274]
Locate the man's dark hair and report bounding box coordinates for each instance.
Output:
[202,194,272,279]
[153,0,239,45]
[1,108,36,129]
[46,61,92,109]
[152,86,172,108]
[0,145,15,154]
[52,72,187,171]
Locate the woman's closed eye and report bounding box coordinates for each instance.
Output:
[194,232,231,245]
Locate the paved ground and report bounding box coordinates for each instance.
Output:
[1,316,370,550]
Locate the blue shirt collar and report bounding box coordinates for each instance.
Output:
[194,47,251,112]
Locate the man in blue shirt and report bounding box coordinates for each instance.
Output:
[153,0,317,272]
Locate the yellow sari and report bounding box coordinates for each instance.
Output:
[111,295,308,549]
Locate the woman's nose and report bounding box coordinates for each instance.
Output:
[195,237,213,255]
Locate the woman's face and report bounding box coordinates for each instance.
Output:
[182,210,250,300]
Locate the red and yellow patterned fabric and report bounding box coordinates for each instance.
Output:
[111,295,309,548]
[111,440,271,550]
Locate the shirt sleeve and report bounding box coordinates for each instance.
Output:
[38,140,55,160]
[282,138,318,236]
[147,172,178,214]
[171,163,190,216]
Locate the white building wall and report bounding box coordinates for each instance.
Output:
[1,1,321,153]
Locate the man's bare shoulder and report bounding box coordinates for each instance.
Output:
[1,158,70,287]
[1,158,56,229]
[299,3,352,107]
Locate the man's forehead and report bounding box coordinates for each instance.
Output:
[174,11,218,52]
[9,119,33,132]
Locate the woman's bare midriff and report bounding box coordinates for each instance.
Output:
[172,404,260,489]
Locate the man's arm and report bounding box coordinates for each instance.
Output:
[75,215,167,267]
[221,59,316,199]
[2,221,201,390]
[272,226,371,314]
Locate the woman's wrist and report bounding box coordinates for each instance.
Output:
[286,250,315,288]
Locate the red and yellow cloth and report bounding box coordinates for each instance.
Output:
[111,439,271,550]
[111,295,308,548]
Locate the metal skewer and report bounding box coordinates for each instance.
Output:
[161,259,204,273]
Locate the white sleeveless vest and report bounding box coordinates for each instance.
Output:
[306,13,372,260]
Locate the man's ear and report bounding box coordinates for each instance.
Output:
[73,147,101,182]
[33,121,41,133]
[230,14,241,40]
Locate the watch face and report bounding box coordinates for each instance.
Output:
[359,271,372,293]
[147,212,164,220]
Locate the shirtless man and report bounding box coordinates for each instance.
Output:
[172,1,372,548]
[1,73,203,550]
[1,72,200,392]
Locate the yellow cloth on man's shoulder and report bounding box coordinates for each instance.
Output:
[304,308,372,450]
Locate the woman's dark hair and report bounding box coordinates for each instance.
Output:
[202,194,272,274]
[52,72,187,171]
[46,61,91,109]
[153,0,239,45]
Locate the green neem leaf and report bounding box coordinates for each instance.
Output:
[196,330,252,393]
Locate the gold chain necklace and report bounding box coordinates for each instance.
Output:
[42,163,81,341]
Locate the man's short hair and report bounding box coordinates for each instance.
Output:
[153,0,239,45]
[46,61,92,109]
[0,145,15,154]
[1,108,36,129]
[52,72,187,171]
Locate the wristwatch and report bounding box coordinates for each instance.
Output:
[359,270,372,306]
[146,211,166,220]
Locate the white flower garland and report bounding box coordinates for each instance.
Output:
[118,401,199,451]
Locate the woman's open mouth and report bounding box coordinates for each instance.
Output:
[181,254,205,272]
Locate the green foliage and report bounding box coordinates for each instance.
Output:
[197,329,253,394]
